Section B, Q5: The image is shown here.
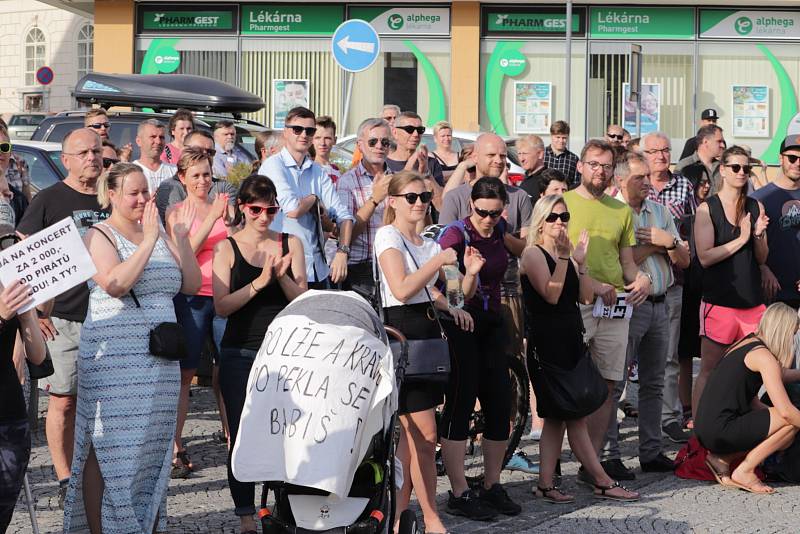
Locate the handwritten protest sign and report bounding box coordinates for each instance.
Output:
[231,308,394,497]
[0,218,96,312]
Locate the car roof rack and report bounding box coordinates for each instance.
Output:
[73,73,264,118]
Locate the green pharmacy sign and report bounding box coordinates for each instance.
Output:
[487,12,580,34]
[242,5,344,35]
[141,10,233,31]
[700,10,800,40]
[590,7,694,39]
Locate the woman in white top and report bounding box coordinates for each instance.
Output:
[375,170,481,534]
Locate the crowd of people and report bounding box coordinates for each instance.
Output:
[1,100,800,534]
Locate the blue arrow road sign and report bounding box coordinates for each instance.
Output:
[331,19,380,73]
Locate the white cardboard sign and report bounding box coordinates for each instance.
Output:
[0,218,97,312]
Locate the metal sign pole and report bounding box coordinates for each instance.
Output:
[565,0,573,128]
[341,72,355,136]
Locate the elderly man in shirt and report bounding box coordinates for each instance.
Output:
[336,117,393,295]
[213,119,252,179]
[602,151,689,477]
[259,106,354,288]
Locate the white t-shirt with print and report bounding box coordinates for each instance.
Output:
[134,160,178,193]
[374,225,441,308]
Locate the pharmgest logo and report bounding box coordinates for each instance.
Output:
[735,16,753,35]
[387,13,404,30]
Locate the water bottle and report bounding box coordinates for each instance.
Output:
[443,265,464,309]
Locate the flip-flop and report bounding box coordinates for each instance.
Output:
[704,457,736,488]
[593,481,640,502]
[534,485,575,504]
[730,478,776,494]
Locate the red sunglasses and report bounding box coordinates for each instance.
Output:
[244,204,280,216]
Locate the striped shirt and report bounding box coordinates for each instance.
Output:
[632,199,680,296]
[336,161,391,264]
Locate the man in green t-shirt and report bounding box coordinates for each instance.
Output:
[562,139,652,482]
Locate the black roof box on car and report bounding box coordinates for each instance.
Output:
[74,73,264,115]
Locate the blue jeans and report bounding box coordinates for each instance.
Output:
[219,347,258,516]
[174,294,220,370]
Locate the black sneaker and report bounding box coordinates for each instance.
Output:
[479,483,522,516]
[446,489,497,521]
[662,421,691,444]
[641,452,675,473]
[600,459,636,481]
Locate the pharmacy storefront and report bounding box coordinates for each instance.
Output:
[134,3,452,133]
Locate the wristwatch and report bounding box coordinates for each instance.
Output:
[666,237,680,250]
[368,197,380,208]
[337,244,351,256]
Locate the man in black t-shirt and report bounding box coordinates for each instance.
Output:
[17,128,108,507]
[386,111,444,211]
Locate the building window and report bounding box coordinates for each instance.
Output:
[77,24,93,78]
[24,28,46,86]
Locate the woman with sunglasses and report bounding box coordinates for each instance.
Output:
[166,147,233,478]
[212,174,306,534]
[376,170,478,534]
[691,145,769,420]
[100,140,120,170]
[521,194,639,503]
[437,177,522,520]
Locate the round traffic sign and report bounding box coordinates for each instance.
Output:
[36,66,54,85]
[331,20,381,73]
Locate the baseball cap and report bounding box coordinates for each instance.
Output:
[701,109,719,121]
[780,134,800,153]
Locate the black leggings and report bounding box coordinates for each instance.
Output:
[0,418,30,533]
[439,310,510,441]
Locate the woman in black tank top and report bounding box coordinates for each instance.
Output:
[212,175,307,533]
[695,303,800,494]
[691,146,769,420]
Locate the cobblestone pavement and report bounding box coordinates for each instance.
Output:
[9,383,799,533]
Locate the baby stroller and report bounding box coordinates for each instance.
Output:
[230,290,417,534]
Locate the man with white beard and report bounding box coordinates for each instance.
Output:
[212,120,252,179]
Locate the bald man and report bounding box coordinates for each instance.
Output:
[17,127,110,507]
[439,133,535,472]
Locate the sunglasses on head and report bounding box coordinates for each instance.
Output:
[367,137,391,148]
[391,191,433,205]
[474,207,503,219]
[87,122,110,130]
[785,154,800,164]
[724,164,753,174]
[286,125,317,137]
[607,133,623,140]
[397,125,425,135]
[0,142,11,154]
[545,212,571,223]
[244,204,280,217]
[103,157,120,168]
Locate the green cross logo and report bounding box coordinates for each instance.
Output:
[735,17,753,35]
[387,14,404,31]
[153,13,165,23]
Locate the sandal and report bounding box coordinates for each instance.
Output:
[593,481,639,502]
[177,450,194,471]
[171,460,191,479]
[534,485,575,504]
[729,475,776,494]
[620,400,639,418]
[705,456,736,488]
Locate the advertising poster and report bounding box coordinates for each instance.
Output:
[513,82,552,134]
[272,79,309,129]
[732,85,769,138]
[622,82,661,135]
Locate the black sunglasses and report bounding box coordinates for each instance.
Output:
[606,133,623,140]
[0,142,11,153]
[0,233,19,251]
[367,137,391,148]
[103,157,120,168]
[724,164,753,174]
[474,207,503,219]
[397,125,426,135]
[87,122,111,130]
[392,191,433,205]
[286,125,317,137]
[545,212,571,223]
[785,154,800,164]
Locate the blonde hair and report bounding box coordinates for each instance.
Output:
[383,170,426,225]
[526,194,565,247]
[84,108,108,124]
[177,146,212,177]
[756,303,800,368]
[433,121,452,136]
[96,162,142,209]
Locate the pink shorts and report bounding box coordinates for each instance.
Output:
[699,301,766,346]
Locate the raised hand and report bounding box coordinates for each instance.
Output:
[755,210,769,237]
[209,193,228,221]
[573,230,590,266]
[171,201,196,240]
[555,228,571,257]
[371,172,392,203]
[274,253,292,279]
[738,213,752,240]
[142,199,161,243]
[255,253,276,289]
[0,280,33,321]
[464,246,485,276]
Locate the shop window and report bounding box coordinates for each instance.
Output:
[24,28,46,87]
[77,24,94,78]
[384,53,418,113]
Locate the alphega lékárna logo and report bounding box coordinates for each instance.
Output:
[387,13,404,30]
[735,16,753,35]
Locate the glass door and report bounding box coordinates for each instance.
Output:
[587,42,632,139]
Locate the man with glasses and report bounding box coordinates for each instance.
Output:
[543,120,579,188]
[336,117,393,295]
[676,124,725,193]
[605,124,625,148]
[260,106,354,288]
[680,108,719,160]
[640,132,697,444]
[562,139,652,483]
[83,108,132,162]
[751,134,800,309]
[212,120,251,179]
[387,111,445,209]
[17,128,109,509]
[155,130,235,223]
[380,104,401,128]
[133,119,176,193]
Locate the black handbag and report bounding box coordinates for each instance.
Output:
[376,235,451,384]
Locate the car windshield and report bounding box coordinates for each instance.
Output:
[9,115,44,126]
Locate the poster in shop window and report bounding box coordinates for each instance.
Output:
[513,82,552,134]
[622,82,661,135]
[732,85,769,138]
[272,79,310,129]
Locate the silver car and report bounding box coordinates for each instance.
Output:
[6,113,48,140]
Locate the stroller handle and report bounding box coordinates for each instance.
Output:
[383,325,407,345]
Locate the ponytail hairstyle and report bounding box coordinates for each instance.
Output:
[383,170,426,225]
[229,174,278,227]
[720,145,751,222]
[96,162,142,209]
[176,146,212,180]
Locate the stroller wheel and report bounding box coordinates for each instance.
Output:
[398,510,419,534]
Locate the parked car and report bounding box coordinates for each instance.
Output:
[11,140,66,194]
[6,113,48,140]
[334,129,526,185]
